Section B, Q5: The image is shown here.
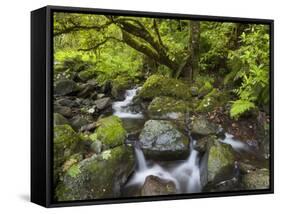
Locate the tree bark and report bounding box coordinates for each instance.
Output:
[189,21,200,81]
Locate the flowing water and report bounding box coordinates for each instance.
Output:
[112,87,253,196]
[113,88,143,119]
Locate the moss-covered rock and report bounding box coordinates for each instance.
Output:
[54,113,69,126]
[139,120,189,160]
[53,125,82,184]
[95,116,127,150]
[138,75,191,100]
[207,141,235,182]
[190,116,219,136]
[111,76,134,100]
[241,168,269,190]
[148,96,190,119]
[55,145,135,201]
[141,175,176,196]
[196,88,230,113]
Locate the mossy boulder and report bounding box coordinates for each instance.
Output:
[190,116,219,136]
[95,116,127,150]
[241,168,269,190]
[141,175,176,196]
[54,113,69,126]
[207,141,235,182]
[196,88,229,113]
[111,76,134,100]
[139,120,189,160]
[53,124,82,184]
[148,96,190,119]
[138,75,191,101]
[55,145,135,201]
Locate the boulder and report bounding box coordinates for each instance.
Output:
[54,113,69,126]
[94,97,112,111]
[139,120,189,160]
[95,116,127,150]
[141,175,177,196]
[138,75,191,101]
[194,135,216,153]
[54,80,78,96]
[56,98,79,108]
[54,104,72,118]
[241,168,269,190]
[55,145,135,201]
[77,83,97,98]
[147,96,190,120]
[190,116,219,136]
[70,116,89,131]
[53,124,81,184]
[207,141,235,182]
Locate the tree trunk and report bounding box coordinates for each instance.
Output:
[189,21,200,81]
[177,21,200,81]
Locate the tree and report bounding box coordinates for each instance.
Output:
[53,13,196,78]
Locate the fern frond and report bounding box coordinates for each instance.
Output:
[230,100,256,119]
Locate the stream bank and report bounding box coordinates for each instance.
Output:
[53,74,270,201]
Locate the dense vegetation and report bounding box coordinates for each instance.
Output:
[54,13,270,119]
[53,12,270,201]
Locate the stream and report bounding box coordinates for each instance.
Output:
[112,87,254,196]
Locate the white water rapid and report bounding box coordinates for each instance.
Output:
[112,87,143,118]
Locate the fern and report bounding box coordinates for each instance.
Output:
[230,100,256,120]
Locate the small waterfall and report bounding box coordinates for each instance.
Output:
[172,139,201,193]
[128,138,201,193]
[113,87,143,118]
[135,147,147,171]
[219,133,249,152]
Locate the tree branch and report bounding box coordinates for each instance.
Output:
[77,37,123,51]
[54,21,113,37]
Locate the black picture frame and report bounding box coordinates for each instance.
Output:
[31,5,274,208]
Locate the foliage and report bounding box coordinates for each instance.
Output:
[230,100,256,119]
[228,25,270,118]
[53,13,270,120]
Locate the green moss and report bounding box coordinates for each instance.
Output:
[138,75,191,100]
[55,145,135,201]
[67,164,81,178]
[208,141,235,182]
[242,169,269,190]
[54,113,69,126]
[196,88,230,113]
[148,96,191,115]
[78,69,95,82]
[53,125,81,184]
[95,116,127,149]
[198,81,213,97]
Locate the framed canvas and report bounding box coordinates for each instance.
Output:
[31,5,274,207]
